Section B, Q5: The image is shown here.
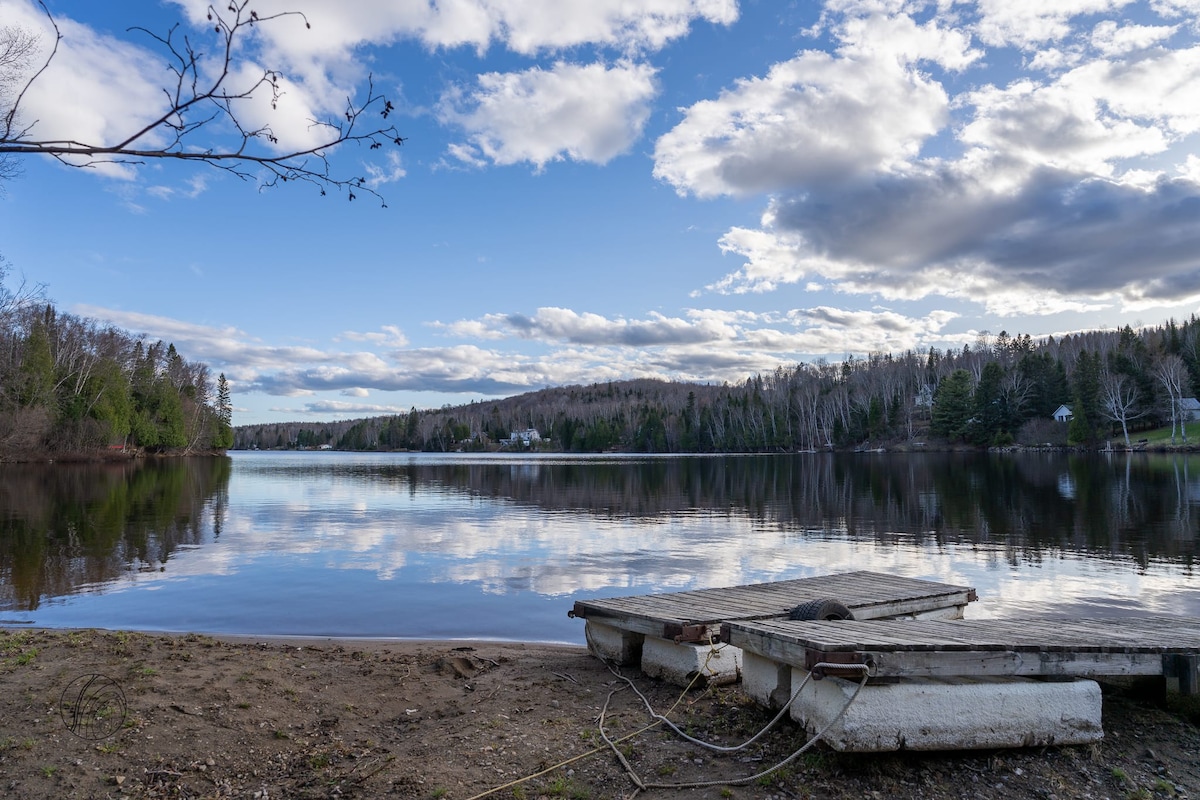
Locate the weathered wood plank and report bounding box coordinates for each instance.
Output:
[853,649,1165,679]
[572,572,975,635]
[724,616,1200,681]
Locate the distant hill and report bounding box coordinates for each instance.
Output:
[233,317,1200,454]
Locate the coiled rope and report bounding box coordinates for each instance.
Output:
[600,658,871,794]
[464,630,871,800]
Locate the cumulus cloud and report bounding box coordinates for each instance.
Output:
[14,0,729,193]
[437,307,733,346]
[439,61,658,168]
[973,0,1138,49]
[2,0,169,178]
[709,165,1200,315]
[653,50,948,197]
[1090,19,1178,54]
[170,0,737,59]
[665,1,1200,317]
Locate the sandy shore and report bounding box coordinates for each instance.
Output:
[1,627,1199,799]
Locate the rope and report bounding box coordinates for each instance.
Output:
[461,639,709,800]
[466,624,872,799]
[601,662,872,792]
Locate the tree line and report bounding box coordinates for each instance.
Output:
[0,271,233,460]
[235,317,1200,454]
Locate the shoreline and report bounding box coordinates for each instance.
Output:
[2,627,1199,799]
[2,625,588,653]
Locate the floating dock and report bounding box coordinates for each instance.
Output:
[570,571,975,685]
[571,575,1200,752]
[719,615,1200,752]
[722,616,1200,693]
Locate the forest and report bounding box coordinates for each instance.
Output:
[234,317,1200,454]
[0,272,233,461]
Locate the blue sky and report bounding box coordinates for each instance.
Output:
[3,0,1200,425]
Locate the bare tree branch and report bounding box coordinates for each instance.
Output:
[0,1,404,205]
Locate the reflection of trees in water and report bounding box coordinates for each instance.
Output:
[0,458,231,610]
[388,454,1200,566]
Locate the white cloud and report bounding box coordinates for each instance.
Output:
[706,163,1200,316]
[653,49,948,197]
[364,152,407,188]
[73,301,976,403]
[439,307,735,345]
[664,2,1200,320]
[973,0,1138,49]
[959,78,1169,176]
[170,0,738,58]
[1149,0,1200,19]
[439,61,658,168]
[835,11,983,71]
[338,325,410,347]
[2,0,169,178]
[71,306,330,370]
[1090,19,1178,54]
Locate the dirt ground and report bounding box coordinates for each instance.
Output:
[1,628,1198,800]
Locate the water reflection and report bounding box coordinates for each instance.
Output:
[0,458,230,611]
[0,452,1197,642]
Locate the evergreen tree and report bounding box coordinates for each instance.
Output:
[213,373,234,449]
[1069,351,1103,445]
[17,316,54,408]
[931,370,974,441]
[971,361,1006,445]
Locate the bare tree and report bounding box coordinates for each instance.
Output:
[0,23,39,185]
[1155,353,1189,444]
[1099,370,1146,449]
[0,1,404,204]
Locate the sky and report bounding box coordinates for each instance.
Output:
[2,0,1200,426]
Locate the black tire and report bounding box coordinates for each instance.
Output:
[788,598,855,621]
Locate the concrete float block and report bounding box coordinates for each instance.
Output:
[584,621,644,666]
[789,670,1103,752]
[640,636,742,686]
[742,650,794,708]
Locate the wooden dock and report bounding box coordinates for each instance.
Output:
[570,571,976,644]
[722,616,1200,695]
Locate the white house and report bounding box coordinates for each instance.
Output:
[1052,404,1073,423]
[504,428,542,446]
[1180,398,1200,421]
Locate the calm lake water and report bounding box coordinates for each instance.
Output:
[1,451,1197,644]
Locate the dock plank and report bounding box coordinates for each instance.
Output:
[571,571,975,640]
[723,617,1200,683]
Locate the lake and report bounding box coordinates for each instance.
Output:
[1,451,1197,644]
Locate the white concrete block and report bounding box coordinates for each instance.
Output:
[640,637,742,686]
[584,621,644,666]
[789,670,1103,752]
[742,650,794,708]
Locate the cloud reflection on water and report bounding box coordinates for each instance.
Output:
[2,452,1197,641]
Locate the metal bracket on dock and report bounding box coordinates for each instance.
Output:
[806,649,871,680]
[664,623,715,644]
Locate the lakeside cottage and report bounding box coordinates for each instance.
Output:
[1052,404,1073,423]
[503,428,542,446]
